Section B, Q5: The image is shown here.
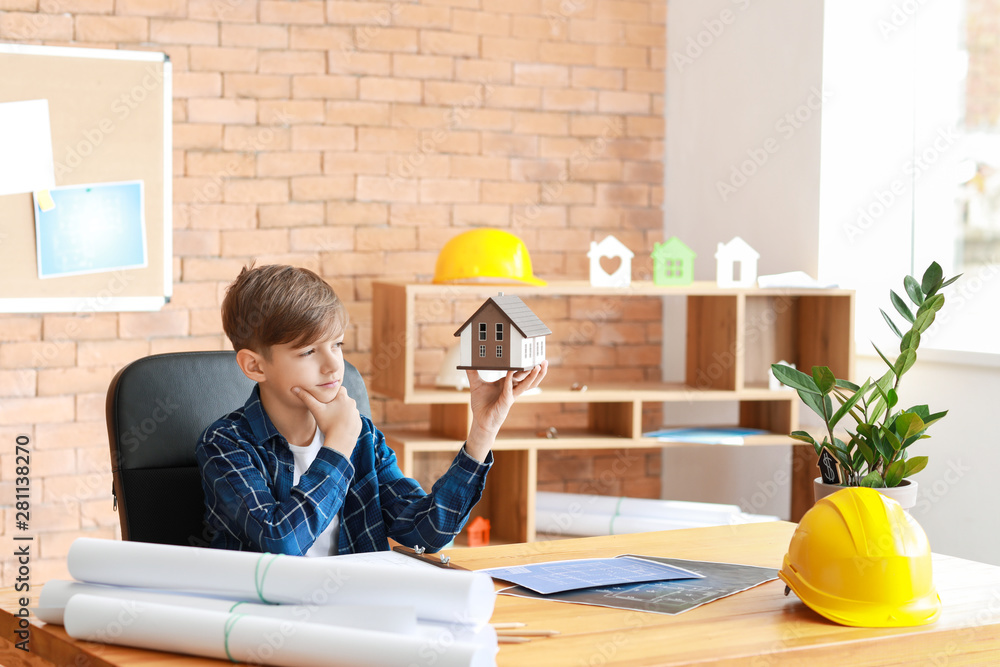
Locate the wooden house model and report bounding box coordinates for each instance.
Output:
[454,293,551,371]
[651,236,696,286]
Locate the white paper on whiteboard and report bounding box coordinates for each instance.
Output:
[0,99,56,197]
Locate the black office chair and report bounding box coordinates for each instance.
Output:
[105,351,371,547]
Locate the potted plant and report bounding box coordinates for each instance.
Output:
[770,262,959,509]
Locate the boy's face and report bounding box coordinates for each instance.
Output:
[255,331,346,410]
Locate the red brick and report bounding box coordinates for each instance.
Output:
[359,77,422,102]
[420,30,479,56]
[455,59,512,84]
[625,23,664,48]
[391,104,450,128]
[182,203,256,230]
[326,100,390,126]
[224,126,292,152]
[0,0,36,8]
[224,74,291,99]
[1,341,75,369]
[358,127,418,152]
[259,203,325,227]
[356,26,418,53]
[291,125,355,150]
[595,0,646,22]
[257,151,322,177]
[539,41,595,66]
[484,85,540,110]
[292,75,357,99]
[452,9,510,36]
[186,151,255,177]
[174,72,223,98]
[261,0,325,24]
[220,229,290,256]
[37,366,116,397]
[0,12,73,40]
[393,3,451,28]
[290,176,354,201]
[174,123,224,150]
[42,315,116,341]
[0,317,42,342]
[596,45,647,68]
[356,176,418,203]
[190,46,258,72]
[222,23,289,48]
[598,91,650,114]
[0,370,35,398]
[326,1,401,24]
[223,179,290,203]
[44,0,112,11]
[174,229,221,256]
[596,183,648,207]
[289,227,355,252]
[189,0,258,22]
[0,396,73,425]
[74,15,148,42]
[513,111,568,135]
[327,49,392,76]
[259,100,325,124]
[393,54,453,79]
[482,36,537,61]
[482,181,538,204]
[481,132,538,157]
[543,88,597,112]
[453,204,509,226]
[149,19,218,45]
[356,227,418,252]
[482,0,539,14]
[624,161,663,183]
[626,68,663,94]
[289,25,352,49]
[419,179,478,204]
[259,50,326,74]
[326,202,388,225]
[572,66,624,90]
[450,155,510,180]
[188,98,257,124]
[513,63,569,87]
[569,18,625,44]
[324,151,386,176]
[626,115,663,138]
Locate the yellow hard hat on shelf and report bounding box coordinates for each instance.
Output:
[433,229,546,286]
[779,487,941,628]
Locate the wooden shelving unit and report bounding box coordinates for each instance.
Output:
[371,280,855,543]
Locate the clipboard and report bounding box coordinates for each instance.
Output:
[392,545,469,571]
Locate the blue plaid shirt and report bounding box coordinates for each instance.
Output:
[196,385,492,555]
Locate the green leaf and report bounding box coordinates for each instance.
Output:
[940,274,962,288]
[798,388,828,421]
[835,378,861,391]
[829,378,870,430]
[900,329,921,353]
[871,430,894,461]
[894,349,917,377]
[860,471,885,488]
[881,426,902,452]
[894,412,926,443]
[920,410,948,430]
[918,293,945,315]
[811,366,836,394]
[789,431,818,447]
[881,309,903,339]
[872,344,897,376]
[921,262,943,294]
[913,308,936,334]
[833,447,853,471]
[904,275,924,306]
[885,459,906,487]
[771,364,822,394]
[905,456,929,476]
[890,290,915,323]
[886,387,898,411]
[854,438,875,467]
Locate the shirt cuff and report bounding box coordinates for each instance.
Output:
[457,444,494,472]
[313,446,356,479]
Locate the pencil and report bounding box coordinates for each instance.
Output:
[496,629,560,637]
[491,622,526,629]
[498,636,532,644]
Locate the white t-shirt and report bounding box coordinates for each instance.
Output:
[287,428,341,557]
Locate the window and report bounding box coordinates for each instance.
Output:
[479,345,485,358]
[496,345,503,358]
[496,323,503,341]
[478,323,486,341]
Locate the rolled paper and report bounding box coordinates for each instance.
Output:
[67,538,495,627]
[64,595,494,667]
[36,580,417,633]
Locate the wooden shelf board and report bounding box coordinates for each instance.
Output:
[401,383,802,404]
[376,279,855,298]
[382,428,800,453]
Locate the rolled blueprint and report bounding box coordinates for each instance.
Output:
[67,538,495,627]
[64,595,494,667]
[536,491,753,523]
[36,580,417,633]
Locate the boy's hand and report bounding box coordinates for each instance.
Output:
[465,361,547,462]
[292,385,362,459]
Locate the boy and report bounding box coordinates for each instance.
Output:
[196,264,546,556]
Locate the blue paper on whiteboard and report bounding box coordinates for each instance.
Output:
[34,181,146,279]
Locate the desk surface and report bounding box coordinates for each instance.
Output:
[2,522,999,666]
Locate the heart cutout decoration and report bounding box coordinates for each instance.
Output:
[600,255,622,276]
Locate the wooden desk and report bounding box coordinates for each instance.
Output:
[2,523,999,666]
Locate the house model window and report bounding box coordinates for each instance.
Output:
[455,292,552,372]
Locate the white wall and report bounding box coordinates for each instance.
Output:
[661,0,825,520]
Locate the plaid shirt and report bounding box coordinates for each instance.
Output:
[196,385,492,555]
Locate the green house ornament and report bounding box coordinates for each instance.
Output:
[651,237,696,286]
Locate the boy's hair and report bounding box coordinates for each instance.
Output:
[222,264,348,356]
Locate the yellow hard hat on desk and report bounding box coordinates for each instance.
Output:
[779,486,941,628]
[433,228,546,286]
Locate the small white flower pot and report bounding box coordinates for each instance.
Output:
[813,477,918,510]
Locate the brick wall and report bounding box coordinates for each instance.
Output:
[967,0,1000,129]
[0,0,665,584]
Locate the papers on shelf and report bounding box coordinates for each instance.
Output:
[478,556,702,595]
[0,99,55,198]
[642,427,769,445]
[756,271,839,289]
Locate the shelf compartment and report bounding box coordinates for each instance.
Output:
[406,383,802,404]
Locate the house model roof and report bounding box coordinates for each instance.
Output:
[588,235,635,259]
[715,236,760,260]
[454,294,552,338]
[652,236,696,258]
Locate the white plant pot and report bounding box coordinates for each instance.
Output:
[813,477,918,510]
